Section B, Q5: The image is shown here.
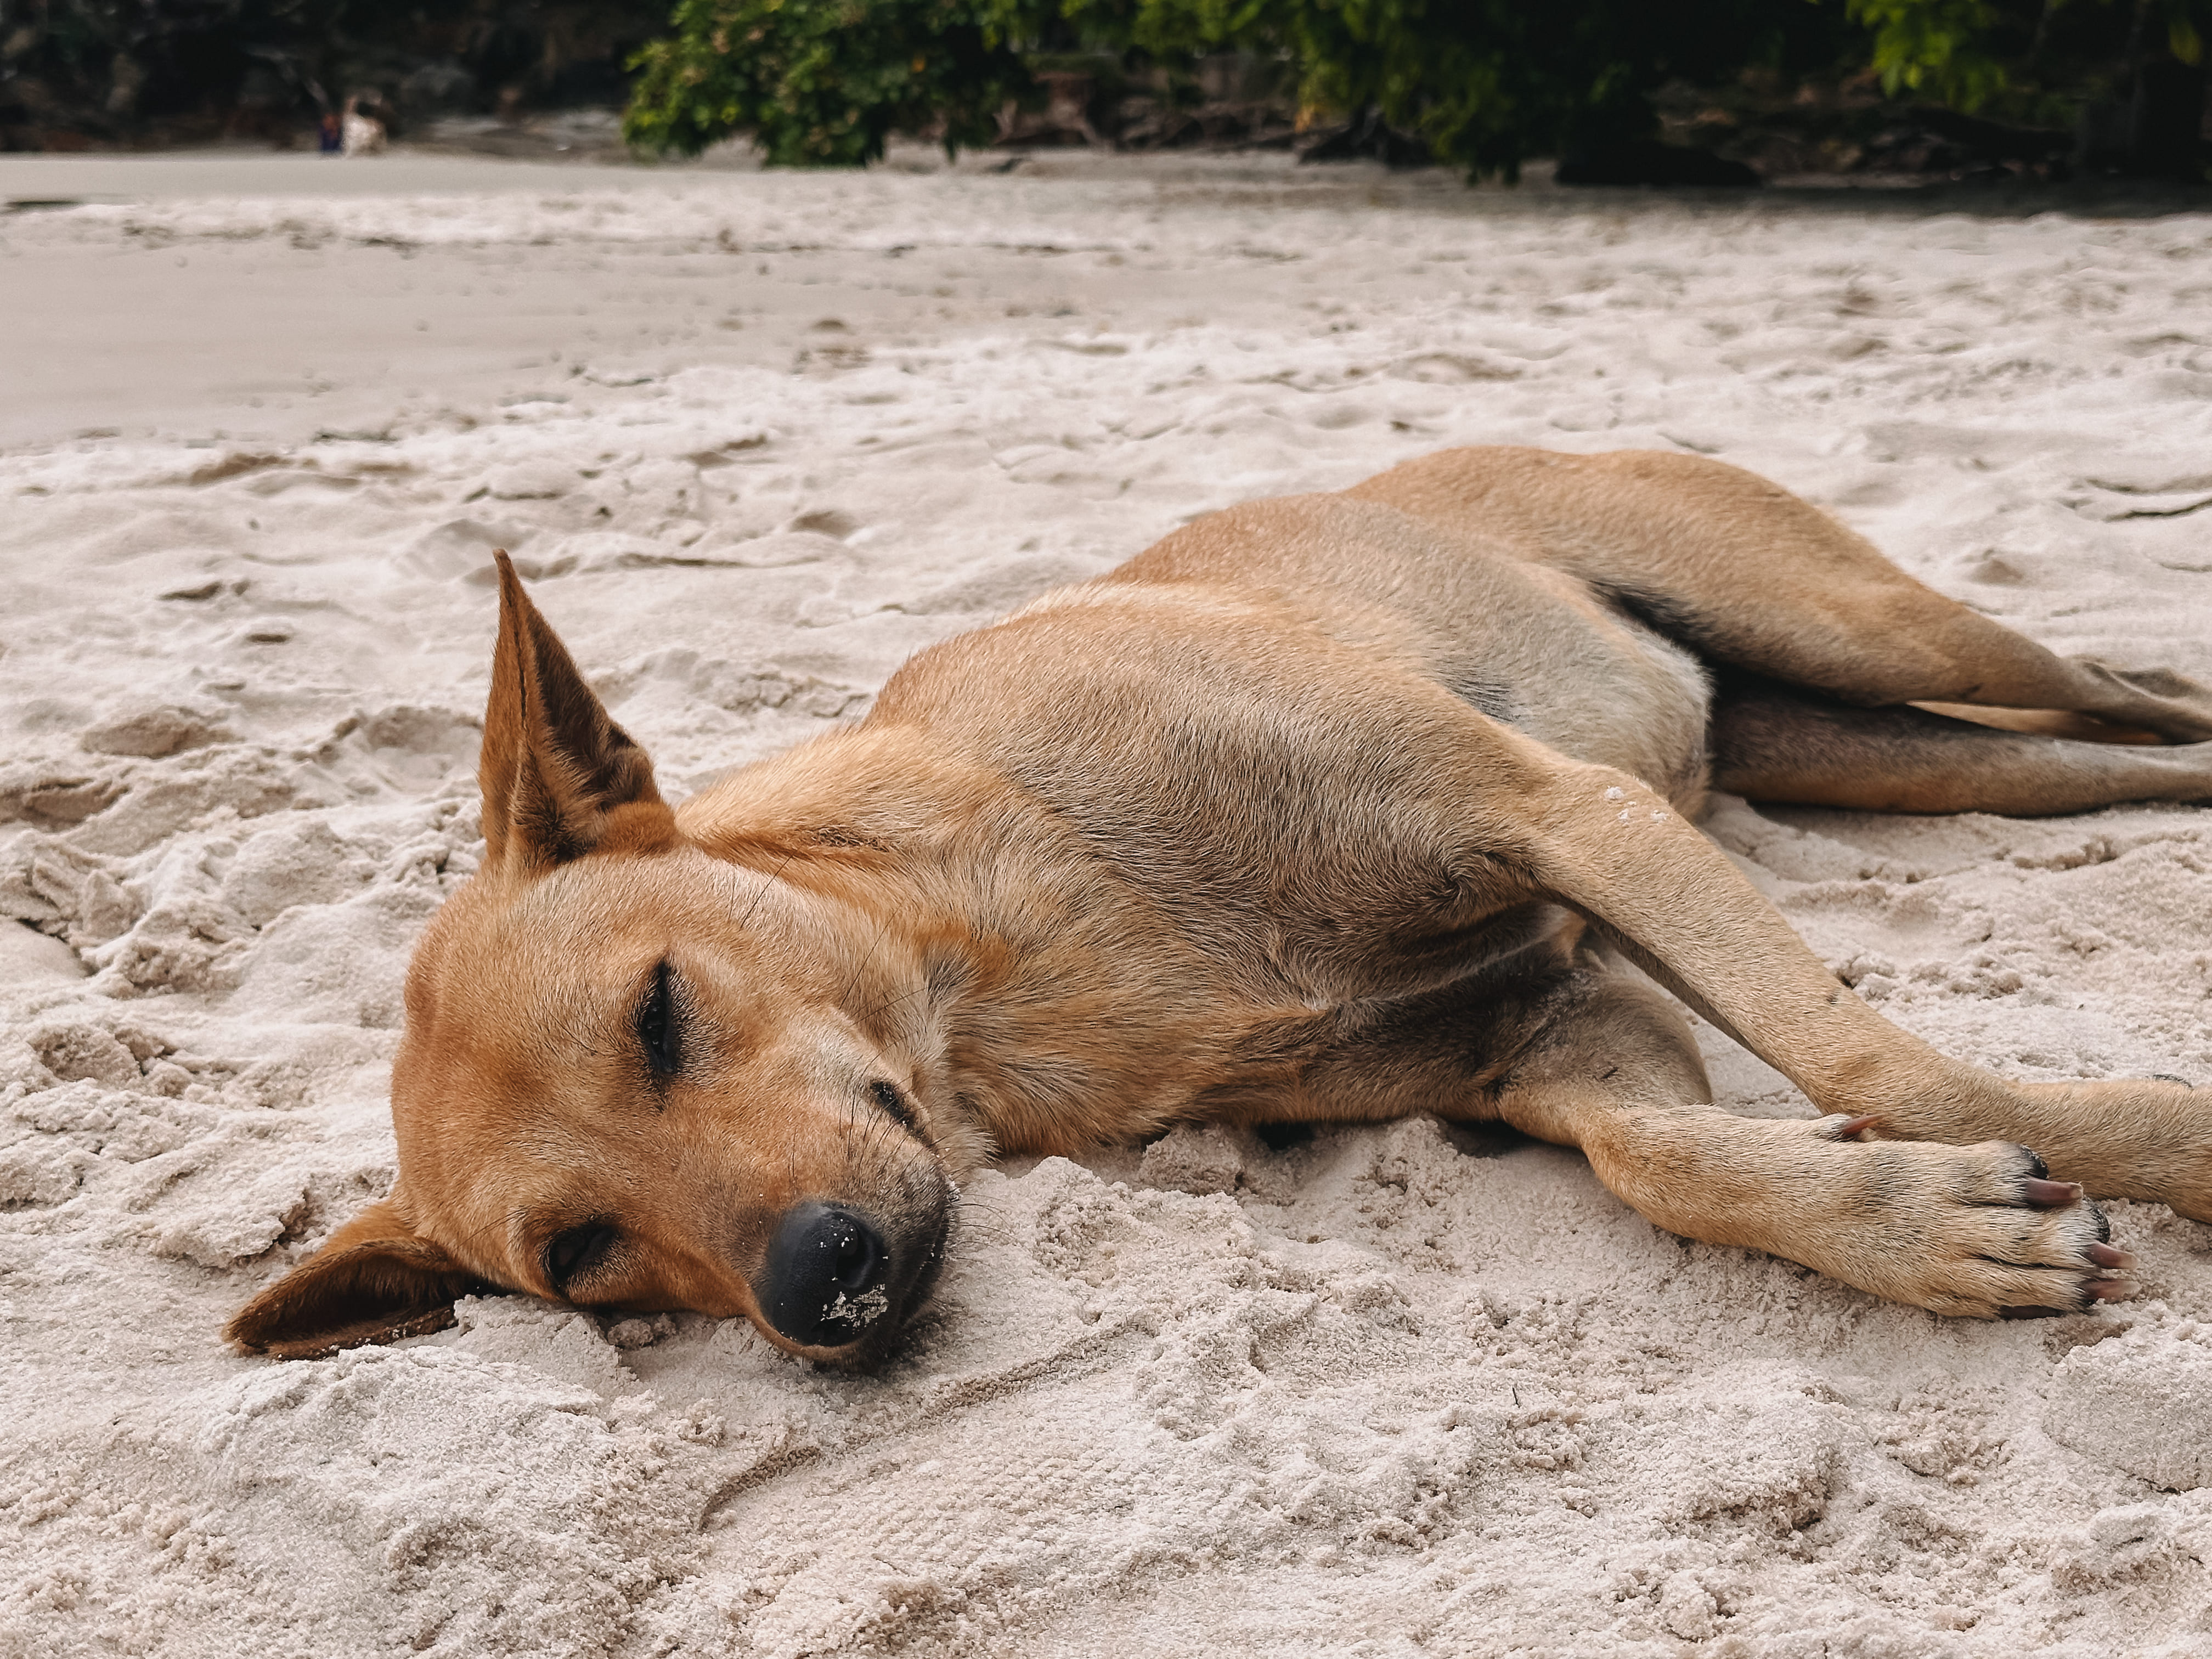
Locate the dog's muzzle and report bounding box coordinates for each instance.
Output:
[758,1202,897,1349]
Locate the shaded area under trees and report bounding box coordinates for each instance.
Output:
[2,0,2204,183]
[0,0,664,148]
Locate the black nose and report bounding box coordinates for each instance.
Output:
[759,1203,891,1348]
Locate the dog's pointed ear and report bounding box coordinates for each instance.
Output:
[479,550,674,873]
[224,1199,484,1360]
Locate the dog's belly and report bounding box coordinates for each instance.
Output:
[1294,501,1716,809]
[1434,590,1712,810]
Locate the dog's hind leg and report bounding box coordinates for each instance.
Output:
[1352,447,2212,743]
[1486,959,2132,1318]
[1711,675,2212,814]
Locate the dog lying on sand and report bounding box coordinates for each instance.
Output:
[228,446,2212,1365]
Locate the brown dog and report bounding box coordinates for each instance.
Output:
[227,447,2212,1365]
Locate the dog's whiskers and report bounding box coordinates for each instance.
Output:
[839,916,890,1007]
[944,1187,1015,1250]
[858,984,928,1028]
[736,850,795,931]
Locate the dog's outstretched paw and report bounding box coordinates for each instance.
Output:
[1790,1132,2136,1319]
[1951,1142,2136,1318]
[2001,1148,2137,1281]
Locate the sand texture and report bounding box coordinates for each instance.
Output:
[4,151,2212,1656]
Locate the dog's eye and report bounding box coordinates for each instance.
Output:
[637,961,681,1078]
[869,1079,916,1130]
[544,1222,617,1290]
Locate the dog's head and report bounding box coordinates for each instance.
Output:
[225,556,956,1367]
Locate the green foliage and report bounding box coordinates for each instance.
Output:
[1846,0,2007,107]
[622,0,1036,161]
[1063,0,1843,178]
[1271,1,1779,177]
[1053,0,1271,59]
[622,0,1842,176]
[619,0,2209,177]
[1844,0,2212,112]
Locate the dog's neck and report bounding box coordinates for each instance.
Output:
[675,724,1305,1164]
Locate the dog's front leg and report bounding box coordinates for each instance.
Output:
[1489,964,2131,1318]
[1504,759,2212,1224]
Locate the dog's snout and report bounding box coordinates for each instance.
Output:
[759,1202,891,1348]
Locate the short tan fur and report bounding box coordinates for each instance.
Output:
[228,447,2212,1363]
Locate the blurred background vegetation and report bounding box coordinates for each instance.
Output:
[2,0,2205,181]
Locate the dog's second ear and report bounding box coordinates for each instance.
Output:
[224,1200,485,1360]
[480,550,674,872]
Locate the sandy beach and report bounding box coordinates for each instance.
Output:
[4,147,2212,1656]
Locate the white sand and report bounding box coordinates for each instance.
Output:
[4,149,2212,1656]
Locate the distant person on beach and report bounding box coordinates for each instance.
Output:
[342,95,387,157]
[318,111,342,154]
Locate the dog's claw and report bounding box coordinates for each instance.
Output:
[2087,1242,2135,1272]
[2021,1176,2083,1207]
[2087,1277,2137,1302]
[1829,1114,1881,1140]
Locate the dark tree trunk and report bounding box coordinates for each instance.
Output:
[2076,1,2209,179]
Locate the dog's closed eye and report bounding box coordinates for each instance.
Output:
[544,1221,617,1290]
[870,1080,916,1130]
[637,960,681,1079]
